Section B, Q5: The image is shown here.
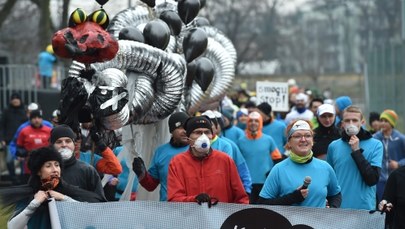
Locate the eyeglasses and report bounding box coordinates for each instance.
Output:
[290,134,313,141]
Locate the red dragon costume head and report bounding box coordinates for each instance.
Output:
[52,8,118,64]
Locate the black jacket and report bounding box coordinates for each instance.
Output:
[0,104,27,143]
[312,120,341,158]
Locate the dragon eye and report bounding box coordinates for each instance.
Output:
[69,8,87,27]
[90,9,109,29]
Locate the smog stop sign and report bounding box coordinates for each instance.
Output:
[256,81,289,112]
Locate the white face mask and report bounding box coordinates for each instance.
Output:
[59,148,74,160]
[193,133,211,154]
[81,128,90,137]
[345,124,359,136]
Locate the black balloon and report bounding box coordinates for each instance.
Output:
[178,0,200,25]
[141,0,156,7]
[143,20,171,50]
[183,28,208,63]
[96,0,109,5]
[194,17,210,27]
[195,57,214,92]
[185,61,196,87]
[159,11,183,36]
[119,26,145,43]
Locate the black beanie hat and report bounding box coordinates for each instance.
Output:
[10,92,21,100]
[184,116,213,137]
[28,147,63,175]
[168,112,190,133]
[50,124,76,144]
[369,112,380,126]
[30,110,43,119]
[257,102,272,116]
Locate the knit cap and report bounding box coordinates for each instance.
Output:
[184,116,212,137]
[335,96,352,112]
[50,124,76,144]
[369,112,380,126]
[30,110,43,119]
[257,102,272,116]
[28,147,63,175]
[10,92,21,100]
[221,110,234,123]
[380,109,398,127]
[168,111,189,133]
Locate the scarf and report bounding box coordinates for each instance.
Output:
[289,150,313,164]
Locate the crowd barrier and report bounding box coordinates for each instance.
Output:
[52,200,385,229]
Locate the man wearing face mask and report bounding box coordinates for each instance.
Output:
[167,116,249,205]
[49,125,106,199]
[327,105,383,210]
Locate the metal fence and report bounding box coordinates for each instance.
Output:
[366,41,405,132]
[0,64,66,113]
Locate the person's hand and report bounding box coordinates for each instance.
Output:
[47,190,65,201]
[91,130,107,153]
[388,160,399,170]
[296,185,309,198]
[195,193,218,208]
[109,177,119,186]
[378,200,393,212]
[299,189,309,198]
[349,135,360,152]
[132,157,146,179]
[34,190,49,204]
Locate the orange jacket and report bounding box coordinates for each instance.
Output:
[167,149,249,204]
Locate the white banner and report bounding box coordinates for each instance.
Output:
[55,201,385,229]
[256,81,289,112]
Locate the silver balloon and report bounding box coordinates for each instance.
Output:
[127,71,155,120]
[108,5,152,40]
[96,68,128,88]
[185,37,235,114]
[138,53,185,123]
[91,40,186,124]
[199,26,237,66]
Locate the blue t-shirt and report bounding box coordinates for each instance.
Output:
[260,157,341,207]
[222,125,245,144]
[38,51,56,77]
[113,146,139,199]
[237,134,279,184]
[149,142,188,201]
[220,136,252,193]
[262,119,287,153]
[327,138,383,210]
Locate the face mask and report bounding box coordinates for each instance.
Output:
[59,148,74,160]
[81,128,90,137]
[193,133,211,153]
[345,124,359,136]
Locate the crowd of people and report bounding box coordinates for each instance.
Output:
[0,87,404,228]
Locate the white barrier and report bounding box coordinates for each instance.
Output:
[55,200,385,229]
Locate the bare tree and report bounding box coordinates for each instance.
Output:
[200,0,281,72]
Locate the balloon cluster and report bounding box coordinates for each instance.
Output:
[105,0,236,116]
[57,0,236,132]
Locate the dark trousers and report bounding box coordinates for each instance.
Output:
[42,76,51,89]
